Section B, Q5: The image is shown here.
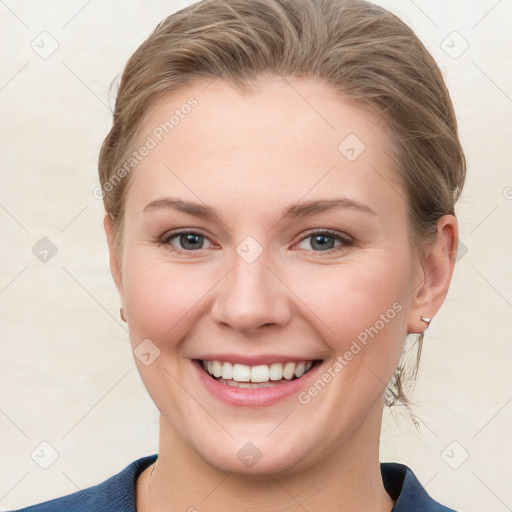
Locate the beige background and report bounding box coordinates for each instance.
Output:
[1,0,511,510]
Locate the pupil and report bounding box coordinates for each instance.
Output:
[182,233,202,250]
[312,234,333,251]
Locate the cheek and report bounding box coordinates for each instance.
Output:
[295,258,408,337]
[121,256,208,413]
[122,253,216,350]
[306,259,410,396]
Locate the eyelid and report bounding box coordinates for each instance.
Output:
[296,228,353,244]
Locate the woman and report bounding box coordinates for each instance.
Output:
[15,0,465,510]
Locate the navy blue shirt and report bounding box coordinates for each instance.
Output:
[11,454,457,511]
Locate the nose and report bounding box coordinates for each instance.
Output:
[210,249,292,334]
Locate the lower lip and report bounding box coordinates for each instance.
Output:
[193,359,322,407]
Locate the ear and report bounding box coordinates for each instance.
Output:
[103,213,124,303]
[407,215,459,334]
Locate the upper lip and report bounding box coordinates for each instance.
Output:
[193,353,322,366]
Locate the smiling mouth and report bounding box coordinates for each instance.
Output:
[195,359,322,388]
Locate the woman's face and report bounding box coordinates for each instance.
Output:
[106,76,448,475]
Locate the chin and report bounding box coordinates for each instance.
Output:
[203,448,306,478]
[187,429,316,478]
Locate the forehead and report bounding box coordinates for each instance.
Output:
[125,76,405,222]
[140,76,389,162]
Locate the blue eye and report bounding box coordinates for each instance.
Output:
[296,230,353,255]
[161,231,213,252]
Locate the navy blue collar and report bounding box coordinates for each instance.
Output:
[381,461,457,511]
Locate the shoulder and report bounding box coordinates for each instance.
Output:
[381,461,459,512]
[11,454,158,512]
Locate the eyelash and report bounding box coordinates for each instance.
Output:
[159,229,354,256]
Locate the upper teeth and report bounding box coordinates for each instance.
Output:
[201,360,315,383]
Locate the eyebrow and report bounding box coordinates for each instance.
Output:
[143,196,377,221]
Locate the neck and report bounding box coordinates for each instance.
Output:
[138,406,395,512]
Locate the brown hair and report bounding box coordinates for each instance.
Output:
[98,0,466,409]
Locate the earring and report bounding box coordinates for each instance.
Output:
[420,316,431,325]
[120,307,126,322]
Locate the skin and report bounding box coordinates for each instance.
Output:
[104,75,458,511]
